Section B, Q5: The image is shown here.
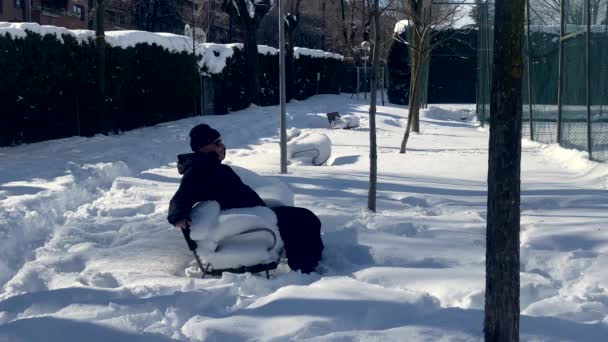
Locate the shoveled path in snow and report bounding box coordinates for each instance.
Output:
[0,95,607,341]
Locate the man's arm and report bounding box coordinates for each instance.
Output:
[167,169,198,226]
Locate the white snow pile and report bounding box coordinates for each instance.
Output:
[287,132,332,166]
[294,47,344,60]
[231,165,293,208]
[188,202,283,270]
[289,112,334,129]
[1,94,608,341]
[198,43,239,74]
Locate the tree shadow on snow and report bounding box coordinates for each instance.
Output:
[0,316,174,342]
[230,297,608,341]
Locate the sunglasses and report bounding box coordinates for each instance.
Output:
[210,138,224,146]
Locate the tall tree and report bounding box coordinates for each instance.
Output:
[484,0,524,340]
[222,0,273,105]
[368,0,380,212]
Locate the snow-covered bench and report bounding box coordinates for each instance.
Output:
[327,112,360,129]
[185,166,293,277]
[287,132,332,166]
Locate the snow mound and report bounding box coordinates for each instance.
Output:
[291,113,332,129]
[422,106,471,122]
[231,165,294,207]
[287,132,332,166]
[189,202,283,270]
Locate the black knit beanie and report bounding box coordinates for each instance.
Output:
[189,124,221,151]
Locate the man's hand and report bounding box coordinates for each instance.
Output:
[175,219,192,229]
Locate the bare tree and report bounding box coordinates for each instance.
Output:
[392,0,467,153]
[222,0,273,105]
[532,0,606,25]
[484,0,524,340]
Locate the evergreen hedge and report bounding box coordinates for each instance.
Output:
[387,28,478,105]
[0,31,344,146]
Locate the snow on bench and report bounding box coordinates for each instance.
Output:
[287,132,332,166]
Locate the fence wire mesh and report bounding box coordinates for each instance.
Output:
[477,0,608,162]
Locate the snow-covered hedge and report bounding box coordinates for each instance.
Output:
[0,23,344,146]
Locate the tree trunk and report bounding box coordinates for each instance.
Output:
[412,29,430,133]
[484,0,524,340]
[340,0,348,46]
[243,27,261,105]
[95,0,106,134]
[399,24,423,153]
[368,0,380,212]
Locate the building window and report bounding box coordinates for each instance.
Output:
[73,4,84,20]
[15,0,21,8]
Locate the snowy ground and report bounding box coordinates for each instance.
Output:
[1,94,607,341]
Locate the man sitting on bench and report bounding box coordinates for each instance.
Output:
[168,124,324,273]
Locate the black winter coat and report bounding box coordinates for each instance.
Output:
[167,152,266,225]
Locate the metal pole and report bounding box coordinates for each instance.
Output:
[526,0,534,140]
[279,0,288,174]
[192,2,197,116]
[586,0,592,159]
[556,0,565,144]
[364,58,367,101]
[480,2,487,127]
[380,66,385,106]
[356,67,360,100]
[475,0,482,122]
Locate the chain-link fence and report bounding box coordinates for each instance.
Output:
[477,0,608,162]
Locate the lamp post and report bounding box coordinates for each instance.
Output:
[279,0,287,174]
[361,40,371,101]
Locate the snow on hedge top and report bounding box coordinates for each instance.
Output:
[0,22,342,72]
[0,22,94,43]
[294,47,343,60]
[394,20,411,34]
[0,22,193,53]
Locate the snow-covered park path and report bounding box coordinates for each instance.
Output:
[1,94,607,341]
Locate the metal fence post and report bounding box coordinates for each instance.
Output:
[556,0,565,144]
[526,0,534,140]
[586,0,593,159]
